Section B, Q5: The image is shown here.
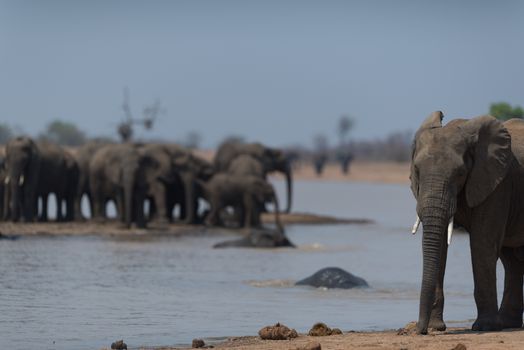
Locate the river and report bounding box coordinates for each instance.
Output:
[0,180,504,349]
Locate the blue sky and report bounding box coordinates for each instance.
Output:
[1,0,523,147]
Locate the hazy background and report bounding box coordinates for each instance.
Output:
[1,0,523,147]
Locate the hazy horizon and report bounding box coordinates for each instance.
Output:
[1,0,523,147]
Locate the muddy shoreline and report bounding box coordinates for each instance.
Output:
[108,326,524,350]
[0,212,372,237]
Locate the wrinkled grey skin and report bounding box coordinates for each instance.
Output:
[4,137,75,222]
[163,144,214,224]
[0,150,6,220]
[213,227,295,248]
[295,267,368,289]
[4,137,40,221]
[411,112,524,334]
[72,140,110,220]
[214,142,292,213]
[89,144,149,228]
[200,173,283,232]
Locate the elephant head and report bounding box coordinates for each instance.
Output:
[410,111,512,334]
[215,141,293,213]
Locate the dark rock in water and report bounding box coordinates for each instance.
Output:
[213,227,295,248]
[296,267,368,289]
[192,338,205,348]
[259,322,298,340]
[111,340,127,350]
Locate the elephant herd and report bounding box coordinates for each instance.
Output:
[0,137,293,230]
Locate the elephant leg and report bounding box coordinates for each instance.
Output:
[204,197,220,227]
[243,193,253,229]
[151,183,167,224]
[499,247,524,329]
[116,194,125,223]
[90,188,104,222]
[469,222,503,331]
[40,194,48,222]
[56,194,64,222]
[429,240,448,331]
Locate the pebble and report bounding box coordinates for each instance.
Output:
[296,341,321,350]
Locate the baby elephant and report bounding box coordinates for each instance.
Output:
[200,173,283,232]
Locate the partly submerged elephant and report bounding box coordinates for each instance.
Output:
[214,142,292,213]
[296,267,368,289]
[213,227,294,248]
[411,112,524,334]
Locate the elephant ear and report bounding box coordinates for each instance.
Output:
[462,115,512,208]
[415,111,444,137]
[410,111,444,197]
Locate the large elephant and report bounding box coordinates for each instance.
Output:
[0,150,6,220]
[200,173,283,232]
[163,144,214,224]
[214,141,292,213]
[4,137,75,222]
[89,143,149,228]
[72,140,111,220]
[410,111,524,334]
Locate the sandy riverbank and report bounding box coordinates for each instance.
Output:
[135,326,524,350]
[0,212,372,237]
[193,149,411,185]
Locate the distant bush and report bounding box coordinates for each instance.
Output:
[40,120,87,146]
[0,123,13,144]
[489,102,524,121]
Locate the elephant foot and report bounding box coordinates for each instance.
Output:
[428,318,446,331]
[499,311,523,329]
[472,316,503,332]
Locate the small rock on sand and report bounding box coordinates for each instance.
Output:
[296,341,321,350]
[451,344,467,350]
[110,340,127,350]
[396,321,417,335]
[308,323,342,336]
[258,322,298,340]
[192,338,205,348]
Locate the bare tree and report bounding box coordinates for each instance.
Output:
[117,87,165,142]
[337,114,355,146]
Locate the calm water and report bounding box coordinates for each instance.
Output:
[0,180,505,350]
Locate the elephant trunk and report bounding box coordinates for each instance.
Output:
[284,165,292,213]
[8,169,24,222]
[416,186,454,334]
[182,173,196,224]
[122,168,135,228]
[9,175,20,222]
[272,193,284,234]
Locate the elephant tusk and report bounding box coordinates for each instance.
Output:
[19,175,25,186]
[4,176,9,185]
[447,218,454,245]
[411,216,421,234]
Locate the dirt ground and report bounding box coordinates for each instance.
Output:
[134,327,524,350]
[281,161,410,184]
[0,212,370,237]
[194,149,411,185]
